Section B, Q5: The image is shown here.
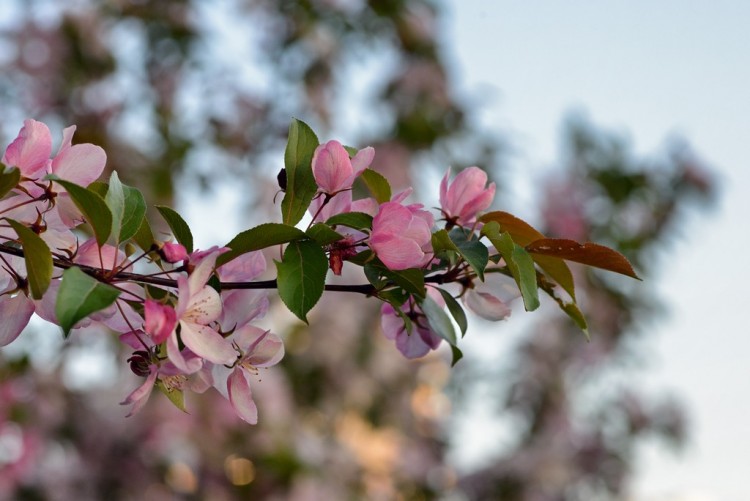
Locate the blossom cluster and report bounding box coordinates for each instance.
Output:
[0,118,638,424]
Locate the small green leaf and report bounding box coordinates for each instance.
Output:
[325,211,373,231]
[281,119,319,226]
[431,229,460,255]
[119,184,147,243]
[436,288,468,337]
[55,266,121,337]
[51,178,112,246]
[360,168,391,203]
[386,268,426,298]
[450,229,489,281]
[0,165,20,198]
[482,224,540,311]
[6,219,53,299]
[450,344,464,367]
[539,279,589,339]
[421,294,457,345]
[275,240,327,323]
[156,380,187,412]
[218,223,307,266]
[155,206,193,254]
[132,217,156,253]
[307,223,344,246]
[104,171,125,245]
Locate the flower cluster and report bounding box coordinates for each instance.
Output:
[0,118,639,423]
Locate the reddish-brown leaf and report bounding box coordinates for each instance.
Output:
[526,238,640,280]
[479,211,544,246]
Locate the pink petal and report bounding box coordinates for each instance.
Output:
[216,250,266,282]
[145,300,177,344]
[0,294,35,346]
[349,146,375,177]
[120,368,158,417]
[167,333,203,374]
[51,143,106,187]
[235,326,284,367]
[179,322,237,365]
[395,328,433,359]
[219,289,269,331]
[312,140,353,193]
[187,247,227,294]
[369,233,425,270]
[184,286,222,325]
[227,369,258,424]
[464,290,512,321]
[161,242,188,263]
[2,119,52,177]
[309,190,352,222]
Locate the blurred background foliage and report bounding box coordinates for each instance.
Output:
[0,1,714,499]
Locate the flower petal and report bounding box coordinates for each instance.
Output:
[0,294,35,346]
[2,119,52,177]
[228,369,258,424]
[180,322,236,365]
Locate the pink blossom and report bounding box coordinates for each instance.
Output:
[380,288,445,359]
[222,326,284,424]
[0,293,35,347]
[463,270,519,321]
[312,140,374,194]
[369,201,434,270]
[439,167,495,226]
[2,119,52,177]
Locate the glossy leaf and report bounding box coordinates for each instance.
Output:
[450,229,488,281]
[132,217,156,253]
[275,240,327,323]
[436,288,468,337]
[421,294,457,346]
[479,211,544,246]
[526,238,640,279]
[360,168,391,203]
[218,223,307,266]
[281,119,319,226]
[55,266,121,337]
[155,206,193,254]
[119,183,147,243]
[307,223,344,246]
[51,177,112,246]
[7,219,52,299]
[104,171,125,245]
[0,165,20,199]
[450,344,464,367]
[539,280,589,339]
[431,229,460,255]
[483,225,540,311]
[325,211,373,231]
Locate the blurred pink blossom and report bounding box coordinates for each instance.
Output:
[439,167,495,226]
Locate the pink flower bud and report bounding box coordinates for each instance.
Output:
[312,140,374,194]
[160,242,189,263]
[439,167,496,226]
[369,201,434,270]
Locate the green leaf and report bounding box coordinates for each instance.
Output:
[532,255,576,301]
[132,217,156,253]
[539,279,589,340]
[119,184,147,243]
[306,223,344,246]
[421,294,457,346]
[0,165,20,198]
[87,181,108,198]
[275,240,327,323]
[436,288,468,337]
[281,119,319,225]
[450,344,464,367]
[6,219,53,299]
[325,211,373,231]
[104,171,125,245]
[55,266,121,337]
[360,168,391,203]
[155,206,193,254]
[431,229,460,255]
[384,267,425,298]
[156,380,187,412]
[450,229,489,281]
[482,224,540,311]
[218,223,307,266]
[51,178,112,246]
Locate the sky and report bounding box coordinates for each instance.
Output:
[446,2,750,500]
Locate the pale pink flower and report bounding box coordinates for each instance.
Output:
[369,201,434,270]
[220,325,284,424]
[439,167,496,226]
[463,270,519,321]
[380,288,445,359]
[2,119,51,177]
[312,140,374,194]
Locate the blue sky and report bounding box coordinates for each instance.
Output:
[446,2,750,499]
